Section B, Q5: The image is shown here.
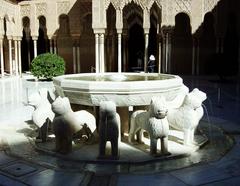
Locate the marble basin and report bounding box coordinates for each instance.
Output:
[53,73,188,106]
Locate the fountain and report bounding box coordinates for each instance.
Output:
[53,72,188,107]
[25,72,233,164]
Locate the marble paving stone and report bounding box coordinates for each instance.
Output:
[202,176,240,186]
[115,173,188,186]
[2,162,38,177]
[129,157,192,174]
[84,163,129,174]
[0,174,27,186]
[0,152,17,166]
[0,75,239,185]
[33,154,86,170]
[210,136,240,163]
[170,164,232,186]
[23,169,85,186]
[210,158,240,177]
[88,174,111,186]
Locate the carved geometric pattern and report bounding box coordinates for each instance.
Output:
[20,5,31,17]
[105,0,162,10]
[174,0,191,15]
[57,1,70,15]
[204,0,219,13]
[36,3,47,17]
[0,1,15,19]
[110,0,121,9]
[149,0,162,9]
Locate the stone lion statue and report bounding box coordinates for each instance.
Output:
[28,88,55,142]
[128,96,170,156]
[51,96,96,154]
[98,101,120,160]
[167,88,207,146]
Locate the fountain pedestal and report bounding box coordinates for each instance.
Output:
[53,73,188,136]
[53,73,188,107]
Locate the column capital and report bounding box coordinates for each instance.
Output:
[93,28,105,34]
[117,29,122,34]
[144,28,149,34]
[12,36,19,41]
[32,36,38,41]
[48,35,53,40]
[7,36,12,40]
[161,26,174,35]
[48,34,57,40]
[17,37,22,41]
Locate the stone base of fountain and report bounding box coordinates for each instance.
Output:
[1,119,234,174]
[29,121,219,163]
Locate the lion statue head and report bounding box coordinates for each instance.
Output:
[149,96,168,119]
[51,96,72,115]
[184,88,207,109]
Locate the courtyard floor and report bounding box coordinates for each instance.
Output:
[0,74,240,186]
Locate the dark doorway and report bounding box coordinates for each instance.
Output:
[106,3,117,72]
[57,14,73,74]
[172,13,192,74]
[199,12,216,75]
[21,17,33,72]
[128,24,144,72]
[37,16,49,55]
[79,14,95,73]
[148,22,157,62]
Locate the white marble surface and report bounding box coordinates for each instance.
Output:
[0,75,239,186]
[53,73,188,106]
[0,77,54,124]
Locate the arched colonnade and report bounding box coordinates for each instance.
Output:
[1,0,238,78]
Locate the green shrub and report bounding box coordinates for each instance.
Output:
[31,53,65,80]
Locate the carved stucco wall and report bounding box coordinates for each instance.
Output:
[1,0,222,38]
[101,0,220,34]
[0,1,20,39]
[17,0,78,39]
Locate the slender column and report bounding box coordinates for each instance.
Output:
[8,39,13,75]
[26,38,31,68]
[167,32,172,73]
[33,37,37,58]
[95,34,99,73]
[77,44,80,73]
[192,37,196,75]
[165,33,169,73]
[72,44,76,73]
[117,33,122,73]
[14,40,18,75]
[54,38,57,54]
[17,39,22,76]
[162,33,166,73]
[50,39,53,53]
[99,33,105,73]
[158,40,162,73]
[143,8,150,72]
[0,39,4,77]
[144,33,149,72]
[122,34,126,72]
